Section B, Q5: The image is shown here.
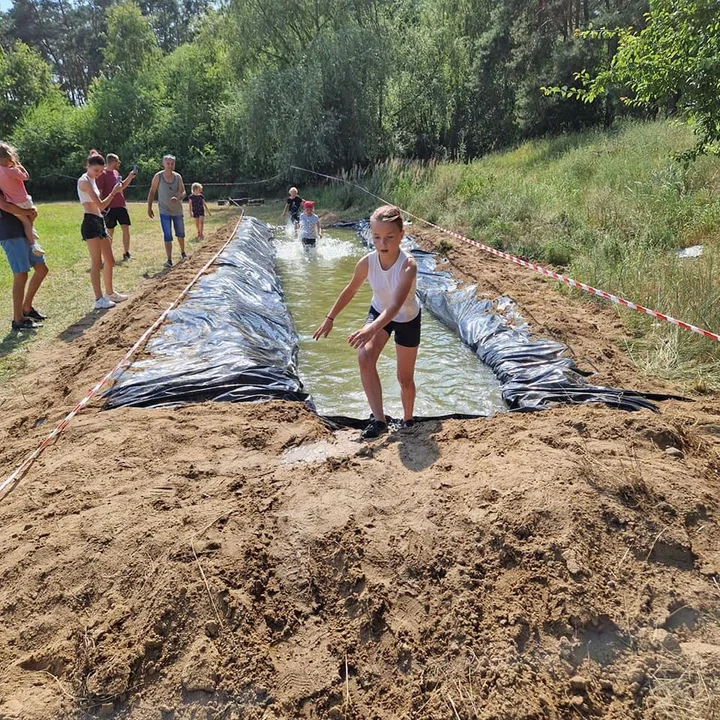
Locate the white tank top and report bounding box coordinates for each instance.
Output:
[367,249,419,323]
[77,172,100,205]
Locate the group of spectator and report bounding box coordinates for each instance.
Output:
[0,150,212,332]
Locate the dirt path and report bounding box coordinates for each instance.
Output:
[1,221,719,719]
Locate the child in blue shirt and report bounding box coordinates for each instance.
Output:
[298,200,322,246]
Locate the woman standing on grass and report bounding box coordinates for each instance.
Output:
[78,150,128,310]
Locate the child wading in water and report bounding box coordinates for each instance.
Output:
[0,142,44,257]
[298,200,322,246]
[189,183,211,239]
[281,187,303,234]
[313,205,420,439]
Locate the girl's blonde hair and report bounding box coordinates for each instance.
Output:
[0,142,19,163]
[289,187,298,195]
[370,204,404,231]
[192,182,203,193]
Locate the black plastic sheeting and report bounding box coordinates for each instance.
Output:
[107,215,678,415]
[358,221,677,412]
[106,217,308,408]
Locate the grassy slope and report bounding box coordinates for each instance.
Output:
[0,202,241,380]
[317,120,720,390]
[3,121,718,389]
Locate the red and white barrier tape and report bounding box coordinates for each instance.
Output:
[290,165,720,343]
[0,212,245,498]
[419,223,720,343]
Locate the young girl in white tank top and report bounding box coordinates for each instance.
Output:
[314,205,421,439]
[77,150,127,310]
[367,248,419,323]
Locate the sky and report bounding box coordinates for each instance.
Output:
[0,0,11,11]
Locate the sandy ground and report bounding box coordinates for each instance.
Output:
[1,221,719,719]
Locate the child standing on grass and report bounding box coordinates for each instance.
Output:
[0,142,44,257]
[313,205,420,439]
[189,182,211,239]
[298,200,322,246]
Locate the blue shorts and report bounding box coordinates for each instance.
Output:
[0,236,46,274]
[160,214,185,243]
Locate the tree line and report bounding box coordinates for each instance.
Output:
[0,0,716,197]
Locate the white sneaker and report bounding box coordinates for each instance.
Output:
[107,292,128,303]
[30,242,45,257]
[94,296,116,310]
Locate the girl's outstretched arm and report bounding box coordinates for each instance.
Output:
[313,255,369,339]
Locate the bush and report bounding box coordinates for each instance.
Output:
[11,93,86,199]
[435,238,454,256]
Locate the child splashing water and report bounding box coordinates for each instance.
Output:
[313,205,420,439]
[298,200,322,247]
[0,142,44,257]
[281,187,303,236]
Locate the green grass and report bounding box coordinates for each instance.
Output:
[0,202,241,381]
[4,122,719,390]
[313,120,720,390]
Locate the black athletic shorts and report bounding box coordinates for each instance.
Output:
[290,210,300,223]
[81,213,108,240]
[366,306,421,348]
[301,237,316,246]
[104,206,131,228]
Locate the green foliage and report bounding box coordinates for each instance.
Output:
[0,0,664,188]
[10,92,86,196]
[137,0,206,52]
[435,238,454,257]
[84,2,165,158]
[103,1,161,77]
[0,42,55,137]
[4,0,114,102]
[2,0,208,102]
[159,33,232,180]
[543,241,572,266]
[366,120,720,387]
[545,0,720,158]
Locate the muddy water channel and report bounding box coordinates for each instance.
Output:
[274,227,506,419]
